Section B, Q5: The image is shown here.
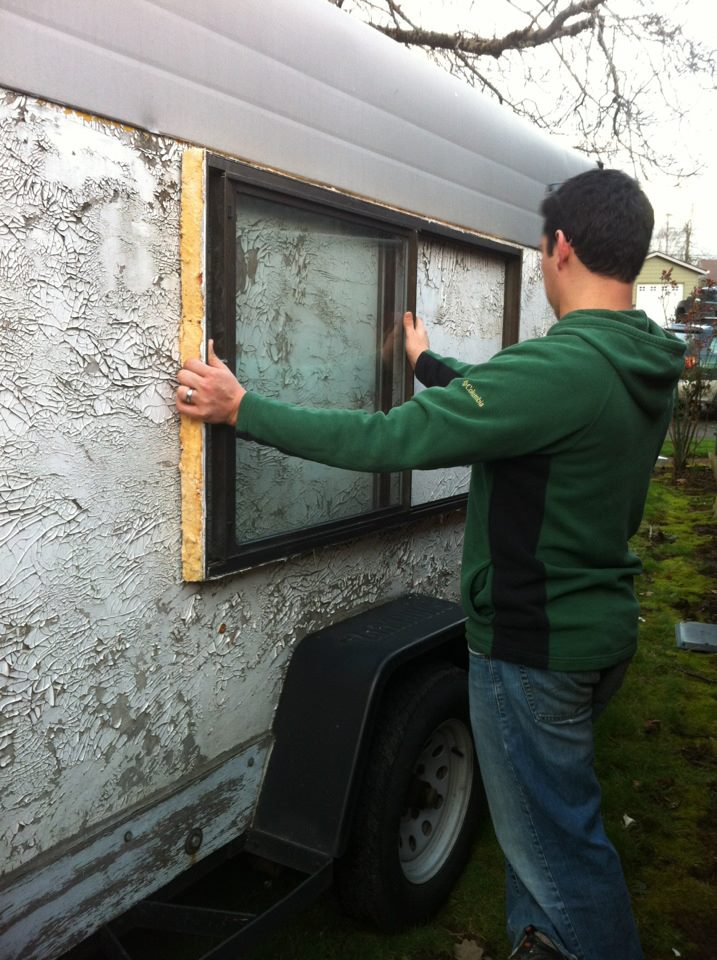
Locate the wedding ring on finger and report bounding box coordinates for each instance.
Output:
[185,387,194,405]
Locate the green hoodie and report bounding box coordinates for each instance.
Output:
[236,310,685,670]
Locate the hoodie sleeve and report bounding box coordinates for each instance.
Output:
[415,350,482,387]
[236,337,612,473]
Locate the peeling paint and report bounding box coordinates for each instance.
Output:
[0,90,468,888]
[1,744,268,960]
[0,83,549,960]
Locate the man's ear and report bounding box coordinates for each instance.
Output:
[555,230,572,268]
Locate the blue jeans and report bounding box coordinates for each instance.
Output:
[468,652,643,960]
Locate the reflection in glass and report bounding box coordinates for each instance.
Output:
[234,194,407,543]
[412,239,505,506]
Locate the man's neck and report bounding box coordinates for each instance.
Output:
[558,275,634,319]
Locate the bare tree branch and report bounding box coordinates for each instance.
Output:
[332,0,716,178]
[372,0,605,58]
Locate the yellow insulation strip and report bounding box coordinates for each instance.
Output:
[179,148,206,581]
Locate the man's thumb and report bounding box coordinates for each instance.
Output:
[207,339,224,367]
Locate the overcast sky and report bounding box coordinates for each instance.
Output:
[368,0,716,258]
[635,0,716,259]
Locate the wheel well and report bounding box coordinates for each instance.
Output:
[380,633,468,694]
[245,595,467,872]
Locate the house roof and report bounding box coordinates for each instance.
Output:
[698,259,717,281]
[644,251,707,275]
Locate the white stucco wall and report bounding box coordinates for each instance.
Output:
[0,90,468,881]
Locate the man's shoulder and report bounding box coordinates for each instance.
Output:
[496,329,599,361]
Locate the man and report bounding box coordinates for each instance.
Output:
[177,169,685,959]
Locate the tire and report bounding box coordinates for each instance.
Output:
[336,660,484,931]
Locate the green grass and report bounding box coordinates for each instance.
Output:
[609,466,717,959]
[660,431,716,460]
[247,467,717,960]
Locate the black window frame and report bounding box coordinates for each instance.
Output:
[205,154,523,577]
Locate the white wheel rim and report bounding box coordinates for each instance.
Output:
[398,718,475,884]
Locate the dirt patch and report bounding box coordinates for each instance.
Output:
[681,463,717,493]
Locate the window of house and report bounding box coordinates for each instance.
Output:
[205,157,521,575]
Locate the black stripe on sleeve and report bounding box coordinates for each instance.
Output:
[415,352,461,388]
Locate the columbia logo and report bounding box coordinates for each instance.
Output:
[462,379,485,408]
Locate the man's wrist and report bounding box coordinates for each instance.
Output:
[227,387,246,427]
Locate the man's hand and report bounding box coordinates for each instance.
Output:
[402,311,430,370]
[176,340,245,426]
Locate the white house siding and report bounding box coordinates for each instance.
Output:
[0,90,466,880]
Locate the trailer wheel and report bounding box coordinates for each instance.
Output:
[336,661,483,930]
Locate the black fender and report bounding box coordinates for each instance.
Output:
[245,594,467,873]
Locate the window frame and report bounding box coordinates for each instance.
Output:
[205,154,523,576]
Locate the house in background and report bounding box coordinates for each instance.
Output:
[633,251,706,326]
[698,258,717,283]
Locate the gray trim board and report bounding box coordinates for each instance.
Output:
[0,741,269,960]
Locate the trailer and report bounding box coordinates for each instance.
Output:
[0,1,593,957]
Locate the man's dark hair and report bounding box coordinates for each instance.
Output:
[540,169,654,283]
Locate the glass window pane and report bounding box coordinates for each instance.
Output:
[233,193,407,544]
[412,239,505,506]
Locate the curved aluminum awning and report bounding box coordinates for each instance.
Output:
[0,0,594,247]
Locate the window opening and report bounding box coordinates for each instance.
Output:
[204,157,521,576]
[232,192,408,545]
